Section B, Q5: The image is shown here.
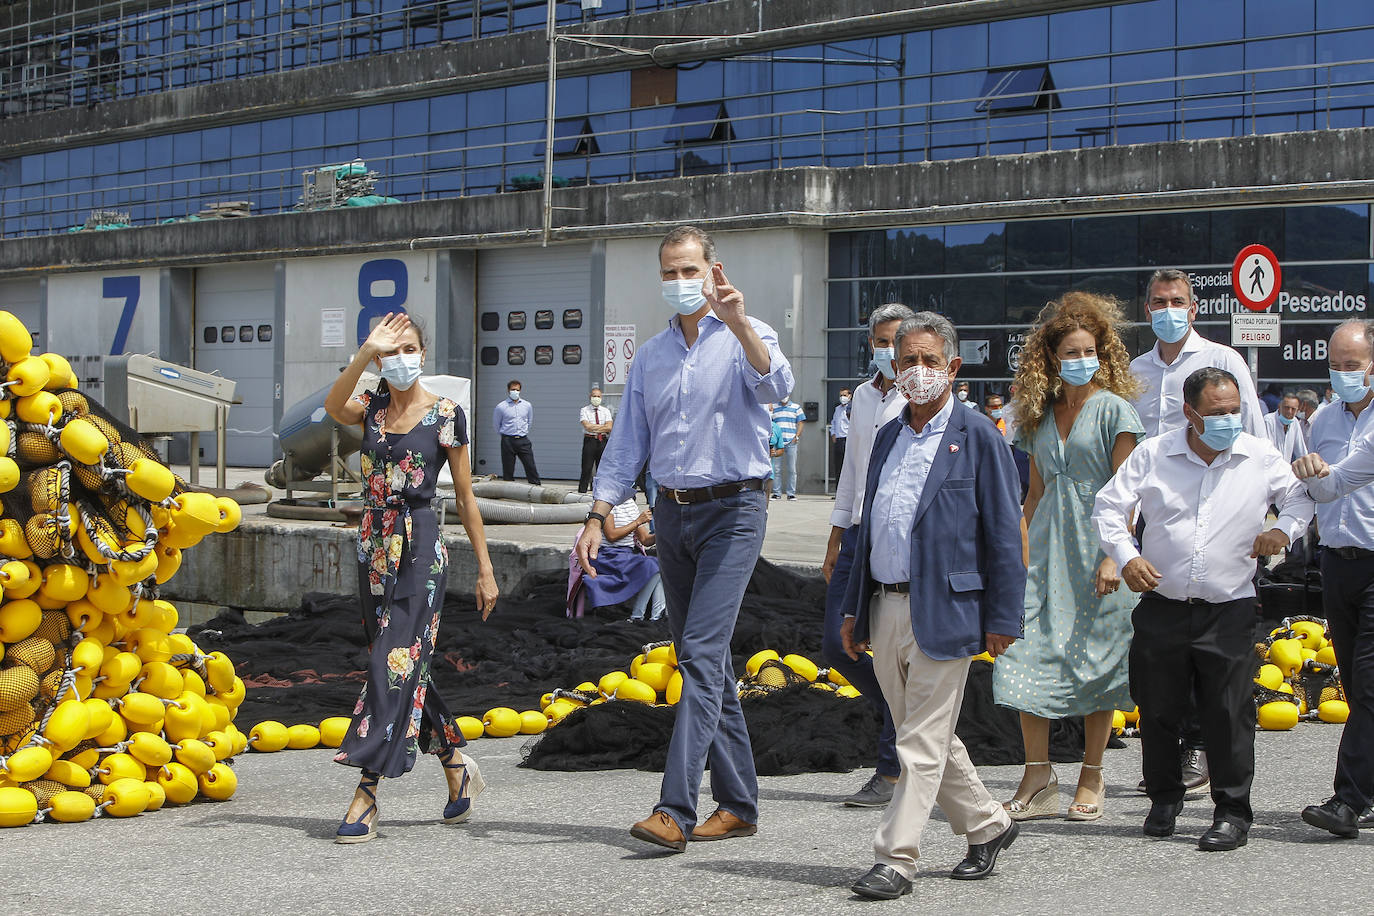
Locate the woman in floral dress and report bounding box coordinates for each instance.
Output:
[323,311,499,843]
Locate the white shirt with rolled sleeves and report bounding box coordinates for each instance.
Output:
[1130,331,1266,439]
[579,403,613,429]
[1305,415,1374,509]
[1305,403,1374,548]
[830,378,907,529]
[1092,428,1314,604]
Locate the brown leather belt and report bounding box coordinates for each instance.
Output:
[658,478,765,505]
[876,582,910,596]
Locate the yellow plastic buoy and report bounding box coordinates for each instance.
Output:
[125,459,177,503]
[40,353,75,390]
[6,356,50,397]
[42,701,90,752]
[213,497,242,533]
[1290,620,1325,650]
[248,720,289,752]
[174,739,216,774]
[456,716,484,741]
[2,746,53,783]
[1268,638,1303,677]
[544,700,576,725]
[665,670,684,705]
[97,753,146,785]
[59,418,109,466]
[827,668,851,687]
[482,707,521,738]
[613,678,656,704]
[1111,710,1126,734]
[47,790,96,823]
[0,311,33,363]
[518,710,548,735]
[781,654,820,682]
[117,692,165,727]
[157,762,198,805]
[0,786,37,827]
[1315,645,1338,667]
[101,777,150,817]
[0,598,42,643]
[1123,706,1140,725]
[836,685,861,698]
[197,763,237,801]
[127,732,173,768]
[142,780,167,812]
[1277,682,1295,695]
[1318,700,1350,724]
[1257,701,1299,730]
[636,662,674,693]
[745,649,780,677]
[319,717,350,748]
[597,671,629,698]
[44,759,92,789]
[1254,664,1284,690]
[646,645,676,667]
[286,724,322,749]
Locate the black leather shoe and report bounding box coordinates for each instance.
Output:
[1198,820,1248,851]
[950,821,1018,880]
[1302,798,1360,838]
[1361,806,1374,828]
[851,864,912,900]
[1143,800,1184,837]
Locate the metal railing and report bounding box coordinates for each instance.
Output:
[4,56,1374,238]
[0,0,709,115]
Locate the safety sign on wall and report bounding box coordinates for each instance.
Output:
[603,324,635,385]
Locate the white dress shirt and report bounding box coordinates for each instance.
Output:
[830,403,850,439]
[831,377,908,529]
[1092,428,1314,603]
[1305,406,1374,511]
[1130,330,1266,439]
[579,403,613,430]
[868,397,954,584]
[1263,411,1306,463]
[1305,400,1374,548]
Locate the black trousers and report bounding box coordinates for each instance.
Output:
[1320,552,1374,811]
[831,437,846,483]
[1130,593,1256,826]
[499,434,540,484]
[579,435,606,492]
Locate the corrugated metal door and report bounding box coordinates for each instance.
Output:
[193,264,276,467]
[474,245,592,481]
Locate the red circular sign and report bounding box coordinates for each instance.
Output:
[1231,244,1281,312]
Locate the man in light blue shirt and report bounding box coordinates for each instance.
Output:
[577,225,793,852]
[769,396,805,499]
[1291,319,1374,837]
[829,388,851,488]
[492,379,540,484]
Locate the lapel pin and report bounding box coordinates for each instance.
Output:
[949,444,959,453]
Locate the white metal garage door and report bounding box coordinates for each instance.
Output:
[474,245,592,482]
[193,264,277,467]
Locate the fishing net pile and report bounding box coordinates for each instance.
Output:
[191,559,1092,773]
[0,310,244,827]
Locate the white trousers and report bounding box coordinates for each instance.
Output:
[869,591,1010,878]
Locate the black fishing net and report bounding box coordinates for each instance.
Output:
[190,559,1099,773]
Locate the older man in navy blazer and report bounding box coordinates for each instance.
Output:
[841,312,1026,900]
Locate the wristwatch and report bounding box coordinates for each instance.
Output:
[585,510,606,525]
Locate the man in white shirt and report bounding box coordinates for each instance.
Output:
[1094,367,1314,852]
[829,388,851,489]
[578,387,614,493]
[820,302,914,807]
[1295,388,1321,443]
[1290,319,1374,837]
[1263,391,1307,463]
[1129,267,1267,797]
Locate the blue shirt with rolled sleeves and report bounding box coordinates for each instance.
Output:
[1306,401,1374,549]
[593,312,794,506]
[493,397,533,437]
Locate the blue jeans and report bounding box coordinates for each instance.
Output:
[629,573,666,621]
[652,489,766,832]
[823,524,899,778]
[770,440,798,496]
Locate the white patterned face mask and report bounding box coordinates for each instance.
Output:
[895,365,951,405]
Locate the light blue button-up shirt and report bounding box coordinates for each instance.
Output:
[493,397,533,436]
[593,311,793,506]
[868,396,954,584]
[1306,400,1374,549]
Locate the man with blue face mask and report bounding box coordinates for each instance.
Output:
[1094,367,1313,852]
[1128,267,1267,797]
[576,225,793,852]
[1263,392,1307,463]
[492,379,540,484]
[1291,319,1374,838]
[821,302,914,808]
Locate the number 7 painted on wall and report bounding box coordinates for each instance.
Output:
[104,275,140,356]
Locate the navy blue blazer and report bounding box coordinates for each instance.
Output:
[843,400,1026,661]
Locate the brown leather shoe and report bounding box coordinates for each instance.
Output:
[690,809,758,841]
[630,811,687,852]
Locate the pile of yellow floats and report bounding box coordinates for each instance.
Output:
[1253,618,1348,731]
[244,644,864,749]
[0,310,243,827]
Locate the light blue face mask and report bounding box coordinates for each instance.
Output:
[1330,368,1371,403]
[1278,413,1294,427]
[379,353,423,391]
[1059,356,1099,388]
[1194,410,1244,451]
[661,279,707,316]
[1150,306,1191,344]
[872,346,897,381]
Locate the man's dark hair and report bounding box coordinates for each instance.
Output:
[659,225,717,264]
[507,379,522,389]
[1183,366,1238,409]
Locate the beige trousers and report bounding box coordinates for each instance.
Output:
[870,591,1010,878]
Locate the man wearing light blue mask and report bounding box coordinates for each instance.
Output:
[576,225,793,852]
[1263,392,1307,463]
[1094,366,1313,852]
[1291,319,1374,838]
[492,379,540,484]
[1128,267,1267,797]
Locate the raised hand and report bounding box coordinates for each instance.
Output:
[706,265,746,327]
[362,311,412,358]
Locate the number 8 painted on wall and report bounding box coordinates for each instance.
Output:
[356,258,408,346]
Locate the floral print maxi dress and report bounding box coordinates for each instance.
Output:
[334,382,468,778]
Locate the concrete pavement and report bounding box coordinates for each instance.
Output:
[5,724,1370,915]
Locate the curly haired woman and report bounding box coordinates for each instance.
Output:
[993,291,1145,823]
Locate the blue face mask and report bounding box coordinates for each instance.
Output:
[1278,413,1294,427]
[1059,356,1099,388]
[1150,306,1191,344]
[379,353,423,391]
[662,279,707,316]
[1330,368,1371,403]
[989,408,1004,420]
[872,346,897,381]
[508,389,521,401]
[1193,410,1243,451]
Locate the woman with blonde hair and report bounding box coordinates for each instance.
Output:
[993,290,1145,822]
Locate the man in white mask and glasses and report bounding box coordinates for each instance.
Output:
[576,225,793,853]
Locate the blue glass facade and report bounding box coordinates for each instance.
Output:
[4,0,1374,237]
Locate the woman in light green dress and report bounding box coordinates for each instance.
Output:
[993,291,1144,822]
